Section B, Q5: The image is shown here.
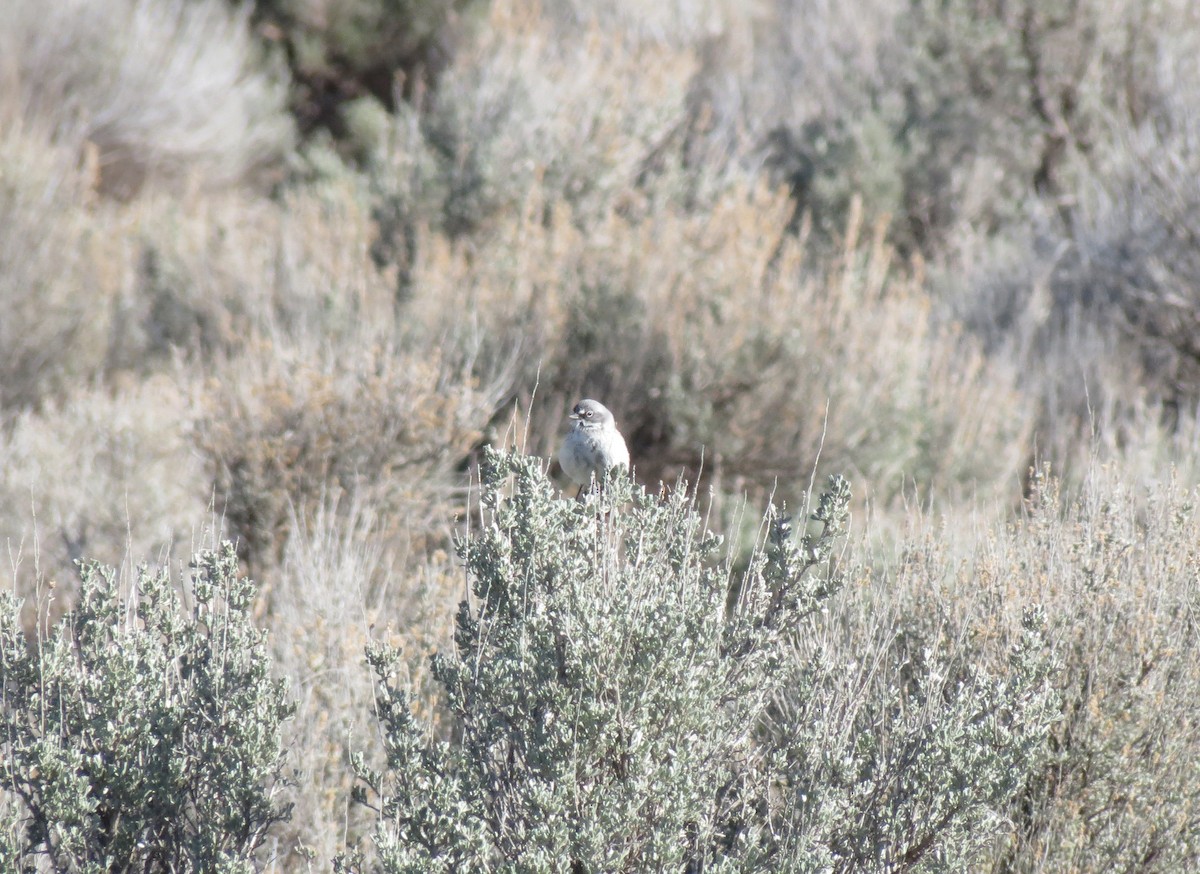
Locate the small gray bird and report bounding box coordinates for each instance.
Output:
[558,399,630,492]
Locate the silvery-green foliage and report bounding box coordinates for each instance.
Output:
[769,607,1060,872]
[0,543,293,873]
[343,447,848,872]
[345,448,1056,872]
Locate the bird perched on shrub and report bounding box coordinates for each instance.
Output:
[558,398,630,494]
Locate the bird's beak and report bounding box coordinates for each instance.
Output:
[568,412,580,420]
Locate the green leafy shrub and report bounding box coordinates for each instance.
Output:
[341,448,1058,871]
[0,543,294,873]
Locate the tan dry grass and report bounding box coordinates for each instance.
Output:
[265,499,461,870]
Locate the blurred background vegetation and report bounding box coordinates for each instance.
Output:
[2,0,1199,869]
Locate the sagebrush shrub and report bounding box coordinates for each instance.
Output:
[982,469,1200,872]
[0,543,293,873]
[368,1,697,245]
[952,80,1200,468]
[770,606,1060,871]
[746,0,1167,255]
[342,448,1058,871]
[3,0,292,195]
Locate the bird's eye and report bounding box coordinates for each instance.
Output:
[584,410,593,417]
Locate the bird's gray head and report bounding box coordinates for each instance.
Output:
[569,399,615,429]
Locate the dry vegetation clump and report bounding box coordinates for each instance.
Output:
[926,0,1200,478]
[878,465,1200,871]
[532,0,747,46]
[196,344,501,575]
[0,129,116,411]
[0,376,209,601]
[735,0,1171,253]
[2,0,292,196]
[951,110,1200,476]
[699,0,905,237]
[367,0,701,261]
[267,500,461,869]
[115,172,399,368]
[356,0,1058,518]
[248,0,475,140]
